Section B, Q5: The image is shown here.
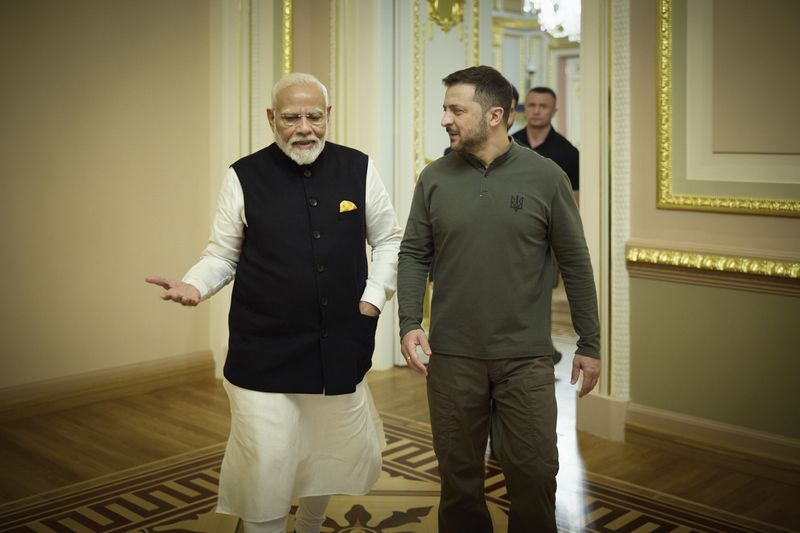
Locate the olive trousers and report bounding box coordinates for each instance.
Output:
[427,353,558,533]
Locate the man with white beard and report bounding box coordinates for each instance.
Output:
[146,73,402,533]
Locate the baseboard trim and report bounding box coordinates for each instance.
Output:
[626,403,800,485]
[0,351,216,422]
[576,392,628,442]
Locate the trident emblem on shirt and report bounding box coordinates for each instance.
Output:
[510,195,524,212]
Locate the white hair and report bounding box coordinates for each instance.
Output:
[271,73,329,108]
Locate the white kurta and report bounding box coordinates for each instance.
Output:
[181,153,401,521]
[216,379,386,521]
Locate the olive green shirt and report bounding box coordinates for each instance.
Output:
[398,141,600,359]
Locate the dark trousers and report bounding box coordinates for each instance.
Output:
[427,354,558,533]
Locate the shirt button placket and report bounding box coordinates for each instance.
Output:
[302,167,326,341]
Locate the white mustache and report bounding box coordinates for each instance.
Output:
[290,135,319,144]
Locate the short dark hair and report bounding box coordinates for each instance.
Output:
[442,66,512,121]
[529,86,557,102]
[510,84,519,109]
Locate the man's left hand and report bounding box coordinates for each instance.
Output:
[359,301,380,317]
[571,354,600,397]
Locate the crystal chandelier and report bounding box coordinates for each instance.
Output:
[523,0,581,42]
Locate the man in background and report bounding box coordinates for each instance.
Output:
[512,86,580,204]
[513,86,581,366]
[506,83,520,130]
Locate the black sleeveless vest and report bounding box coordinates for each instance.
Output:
[224,142,377,395]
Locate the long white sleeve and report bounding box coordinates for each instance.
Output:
[361,158,402,311]
[182,167,245,300]
[182,160,400,307]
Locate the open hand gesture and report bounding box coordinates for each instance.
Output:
[145,276,201,306]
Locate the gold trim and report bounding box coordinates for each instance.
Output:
[282,0,293,75]
[492,16,540,31]
[606,0,613,397]
[331,0,338,142]
[248,0,253,153]
[656,0,800,217]
[414,0,421,178]
[626,247,800,280]
[237,0,242,154]
[343,0,350,144]
[472,0,479,65]
[491,25,503,49]
[428,0,464,33]
[422,5,430,166]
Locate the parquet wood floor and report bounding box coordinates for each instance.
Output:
[1,290,797,528]
[3,367,797,528]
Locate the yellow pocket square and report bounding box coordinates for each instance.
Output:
[339,200,358,213]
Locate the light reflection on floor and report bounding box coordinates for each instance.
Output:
[553,331,591,531]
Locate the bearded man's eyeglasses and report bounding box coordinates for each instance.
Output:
[279,113,326,127]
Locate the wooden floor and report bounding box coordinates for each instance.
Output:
[1,294,798,529]
[2,369,798,528]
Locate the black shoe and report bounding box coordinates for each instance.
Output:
[552,349,562,365]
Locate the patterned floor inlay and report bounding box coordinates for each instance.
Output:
[0,414,791,532]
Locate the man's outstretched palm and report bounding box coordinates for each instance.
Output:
[145,276,201,306]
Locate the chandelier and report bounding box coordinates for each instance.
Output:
[523,0,581,42]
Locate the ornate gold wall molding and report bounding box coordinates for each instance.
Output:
[428,0,463,33]
[656,0,800,217]
[471,0,479,65]
[626,245,800,296]
[627,247,799,279]
[282,0,293,75]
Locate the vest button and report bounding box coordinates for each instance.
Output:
[309,197,318,207]
[303,169,312,178]
[320,297,328,306]
[316,263,325,272]
[312,230,321,239]
[321,329,329,338]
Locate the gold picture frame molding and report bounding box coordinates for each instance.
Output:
[656,0,800,217]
